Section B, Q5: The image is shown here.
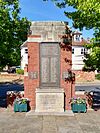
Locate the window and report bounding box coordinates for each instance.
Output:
[72,48,74,54]
[25,49,28,54]
[76,35,80,41]
[81,48,84,54]
[81,48,88,55]
[84,48,88,54]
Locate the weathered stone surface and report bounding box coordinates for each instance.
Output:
[40,43,59,56]
[40,43,60,87]
[29,21,66,42]
[41,58,49,82]
[35,89,64,112]
[50,57,58,82]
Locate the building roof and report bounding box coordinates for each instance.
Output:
[72,38,88,46]
[72,30,82,35]
[21,41,28,48]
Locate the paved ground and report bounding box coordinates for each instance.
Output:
[0,79,100,133]
[76,79,100,92]
[0,109,100,133]
[76,84,100,92]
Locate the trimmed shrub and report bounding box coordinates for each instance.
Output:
[95,74,100,80]
[16,69,24,75]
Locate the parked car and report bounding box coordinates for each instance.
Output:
[16,66,21,70]
[7,67,16,73]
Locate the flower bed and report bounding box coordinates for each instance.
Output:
[70,97,87,113]
[14,98,29,112]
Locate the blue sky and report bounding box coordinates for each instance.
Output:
[19,0,94,39]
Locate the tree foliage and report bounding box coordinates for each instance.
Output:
[47,0,100,30]
[84,27,100,71]
[0,0,30,69]
[46,0,100,71]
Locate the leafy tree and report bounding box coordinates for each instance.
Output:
[45,0,100,71]
[46,0,100,30]
[84,27,100,71]
[0,0,30,70]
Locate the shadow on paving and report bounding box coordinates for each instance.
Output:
[75,85,100,111]
[0,81,24,108]
[92,89,100,111]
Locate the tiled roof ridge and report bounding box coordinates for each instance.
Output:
[72,38,89,46]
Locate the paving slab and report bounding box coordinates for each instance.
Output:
[0,108,100,133]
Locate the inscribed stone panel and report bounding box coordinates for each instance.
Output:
[50,57,58,82]
[41,44,59,56]
[41,58,49,83]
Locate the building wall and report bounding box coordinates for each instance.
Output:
[72,46,86,70]
[21,47,28,70]
[73,70,95,82]
[60,47,75,110]
[0,73,24,82]
[24,42,39,110]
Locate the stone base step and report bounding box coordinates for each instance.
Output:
[26,110,74,117]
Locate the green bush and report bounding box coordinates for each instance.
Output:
[95,74,100,80]
[16,69,24,75]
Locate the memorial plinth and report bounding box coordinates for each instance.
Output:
[24,21,75,111]
[35,89,64,112]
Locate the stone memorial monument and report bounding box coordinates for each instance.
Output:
[24,21,75,112]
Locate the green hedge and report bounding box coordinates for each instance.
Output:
[95,74,100,80]
[16,69,24,75]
